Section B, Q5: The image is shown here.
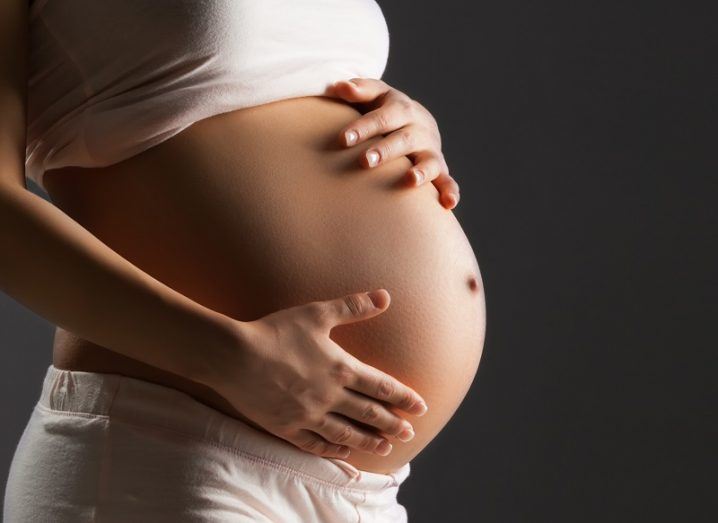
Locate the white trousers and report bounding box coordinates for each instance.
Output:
[3,365,411,522]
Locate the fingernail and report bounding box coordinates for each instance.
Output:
[375,440,392,455]
[366,149,380,167]
[397,427,415,442]
[413,169,424,185]
[367,290,384,308]
[345,130,358,146]
[414,401,428,416]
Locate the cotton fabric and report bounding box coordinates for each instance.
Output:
[3,364,411,522]
[25,0,390,194]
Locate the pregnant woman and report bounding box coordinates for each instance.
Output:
[2,0,485,521]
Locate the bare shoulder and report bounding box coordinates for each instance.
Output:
[0,0,29,190]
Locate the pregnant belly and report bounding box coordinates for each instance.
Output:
[44,96,486,474]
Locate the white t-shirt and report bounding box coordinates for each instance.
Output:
[25,0,390,193]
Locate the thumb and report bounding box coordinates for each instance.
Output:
[324,79,376,104]
[316,289,391,327]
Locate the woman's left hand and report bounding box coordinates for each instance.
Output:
[324,78,460,209]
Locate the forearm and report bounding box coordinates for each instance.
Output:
[0,185,241,384]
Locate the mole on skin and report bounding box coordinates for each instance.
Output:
[467,274,479,292]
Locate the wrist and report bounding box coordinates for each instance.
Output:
[191,311,252,390]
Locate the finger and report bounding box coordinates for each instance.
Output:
[344,353,428,416]
[433,171,461,209]
[360,124,430,168]
[309,289,391,328]
[334,389,415,442]
[325,77,392,104]
[405,152,445,187]
[291,429,352,458]
[341,101,414,148]
[310,413,393,456]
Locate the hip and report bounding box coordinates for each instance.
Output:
[4,365,409,523]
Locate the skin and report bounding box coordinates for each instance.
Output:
[4,0,430,466]
[2,0,485,476]
[45,96,486,474]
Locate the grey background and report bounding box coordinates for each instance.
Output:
[2,1,715,522]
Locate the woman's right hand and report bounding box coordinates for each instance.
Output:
[208,289,428,459]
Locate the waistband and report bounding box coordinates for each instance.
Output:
[37,364,411,493]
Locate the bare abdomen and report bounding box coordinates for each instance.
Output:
[44,96,486,474]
